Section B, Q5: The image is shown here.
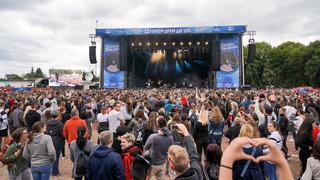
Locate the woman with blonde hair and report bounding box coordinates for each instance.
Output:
[121,133,142,180]
[208,106,225,146]
[232,124,265,180]
[193,105,209,160]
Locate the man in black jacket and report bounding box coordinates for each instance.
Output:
[25,102,41,132]
[168,123,203,180]
[46,109,64,176]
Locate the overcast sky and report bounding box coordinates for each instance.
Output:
[0,0,319,78]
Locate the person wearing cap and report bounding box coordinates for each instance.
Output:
[46,109,65,176]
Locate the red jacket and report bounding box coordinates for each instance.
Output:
[312,125,319,143]
[122,146,142,180]
[63,116,88,144]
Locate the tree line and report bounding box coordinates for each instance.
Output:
[243,40,320,88]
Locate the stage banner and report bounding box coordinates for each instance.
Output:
[103,39,124,88]
[216,35,240,88]
[96,25,246,36]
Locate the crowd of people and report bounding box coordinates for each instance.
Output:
[0,88,319,180]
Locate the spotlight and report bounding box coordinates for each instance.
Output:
[205,41,209,45]
[155,42,159,46]
[131,43,135,47]
[173,51,177,59]
[139,42,142,46]
[188,42,192,46]
[172,42,176,46]
[180,42,184,46]
[147,42,150,46]
[163,42,167,46]
[197,42,200,45]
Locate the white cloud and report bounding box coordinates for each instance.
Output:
[0,0,319,77]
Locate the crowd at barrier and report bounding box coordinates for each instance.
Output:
[0,88,319,180]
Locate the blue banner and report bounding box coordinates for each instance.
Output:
[96,25,246,36]
[216,35,240,88]
[103,39,124,88]
[12,87,32,92]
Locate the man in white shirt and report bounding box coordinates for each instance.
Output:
[284,105,297,121]
[108,102,125,133]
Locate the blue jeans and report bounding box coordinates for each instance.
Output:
[31,163,51,180]
[264,162,277,180]
[52,146,62,176]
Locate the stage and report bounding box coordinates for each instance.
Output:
[95,25,246,89]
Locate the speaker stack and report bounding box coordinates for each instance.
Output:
[89,46,97,64]
[248,43,256,63]
[211,40,221,71]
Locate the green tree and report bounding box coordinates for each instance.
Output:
[305,40,320,87]
[30,66,35,76]
[269,42,306,87]
[35,67,45,78]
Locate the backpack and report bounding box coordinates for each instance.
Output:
[0,110,7,126]
[208,121,223,145]
[0,137,14,165]
[131,120,145,143]
[75,150,89,176]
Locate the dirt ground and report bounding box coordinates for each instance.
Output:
[0,122,301,179]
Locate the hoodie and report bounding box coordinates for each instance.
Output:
[46,118,65,149]
[88,145,125,180]
[175,136,203,180]
[144,127,173,165]
[23,133,56,167]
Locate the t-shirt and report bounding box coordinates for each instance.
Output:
[97,113,108,123]
[284,106,297,120]
[108,110,123,133]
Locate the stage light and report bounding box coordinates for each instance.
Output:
[180,42,184,46]
[188,42,192,46]
[155,42,159,46]
[131,43,135,47]
[197,42,200,45]
[139,42,142,46]
[205,41,209,45]
[147,42,150,46]
[163,42,167,46]
[172,42,176,46]
[173,51,177,59]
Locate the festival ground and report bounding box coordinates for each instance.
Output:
[0,122,301,180]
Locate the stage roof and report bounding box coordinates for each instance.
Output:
[96,25,246,36]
